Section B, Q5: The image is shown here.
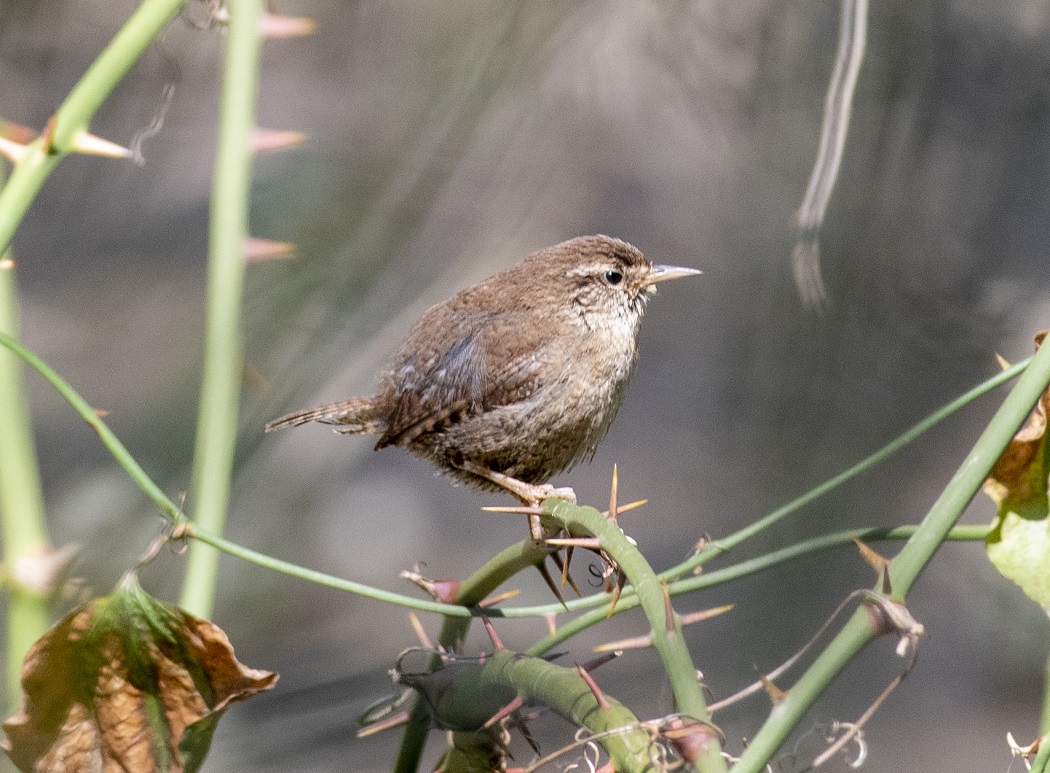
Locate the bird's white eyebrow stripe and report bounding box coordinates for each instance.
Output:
[565,263,611,278]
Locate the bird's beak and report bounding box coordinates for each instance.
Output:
[644,264,702,287]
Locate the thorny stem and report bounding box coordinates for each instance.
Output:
[0,259,49,710]
[0,0,188,253]
[393,540,555,773]
[545,501,727,773]
[732,329,1050,772]
[179,0,264,617]
[527,524,989,654]
[686,357,1030,572]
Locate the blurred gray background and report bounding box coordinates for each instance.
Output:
[2,0,1049,770]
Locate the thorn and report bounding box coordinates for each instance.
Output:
[546,537,601,549]
[513,713,542,756]
[481,616,506,652]
[852,536,892,594]
[0,258,15,271]
[243,236,295,263]
[355,710,410,737]
[605,572,626,619]
[579,651,620,672]
[544,614,557,636]
[400,568,461,604]
[482,694,525,729]
[608,464,619,521]
[663,581,676,634]
[0,136,30,163]
[536,560,568,609]
[758,672,787,705]
[679,604,734,627]
[71,131,132,159]
[549,550,581,597]
[614,498,648,516]
[994,352,1010,371]
[594,633,651,652]
[407,612,433,650]
[0,121,36,144]
[851,536,889,574]
[559,545,574,589]
[576,664,611,710]
[11,543,79,596]
[478,589,520,608]
[251,128,307,154]
[260,11,317,38]
[481,504,544,515]
[94,408,111,418]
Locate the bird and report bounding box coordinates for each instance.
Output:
[266,235,700,511]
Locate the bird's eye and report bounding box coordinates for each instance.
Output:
[604,270,623,286]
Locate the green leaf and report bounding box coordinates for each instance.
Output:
[984,333,1050,612]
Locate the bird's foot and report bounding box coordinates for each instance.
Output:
[458,461,576,542]
[513,484,575,543]
[522,483,577,506]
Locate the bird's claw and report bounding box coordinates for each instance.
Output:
[528,484,576,505]
[520,485,576,542]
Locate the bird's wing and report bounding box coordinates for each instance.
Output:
[376,310,549,449]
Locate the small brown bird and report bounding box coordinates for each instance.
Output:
[266,235,699,508]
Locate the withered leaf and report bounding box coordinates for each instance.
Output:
[984,331,1050,613]
[2,573,277,772]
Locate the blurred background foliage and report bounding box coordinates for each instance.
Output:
[2,0,1049,770]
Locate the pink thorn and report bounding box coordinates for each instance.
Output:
[0,136,29,163]
[71,131,132,159]
[260,12,317,39]
[243,237,295,263]
[251,128,307,154]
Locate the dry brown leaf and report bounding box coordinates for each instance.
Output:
[984,337,1050,508]
[2,574,277,772]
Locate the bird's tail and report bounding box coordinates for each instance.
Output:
[265,397,383,435]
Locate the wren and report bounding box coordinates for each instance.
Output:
[266,235,700,510]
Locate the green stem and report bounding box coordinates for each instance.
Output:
[1042,637,1050,736]
[394,539,555,773]
[0,0,187,253]
[732,340,1050,773]
[527,524,990,654]
[546,501,727,773]
[179,0,263,617]
[1031,730,1050,773]
[0,262,49,710]
[688,357,1030,572]
[0,331,181,522]
[189,526,478,616]
[419,651,650,772]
